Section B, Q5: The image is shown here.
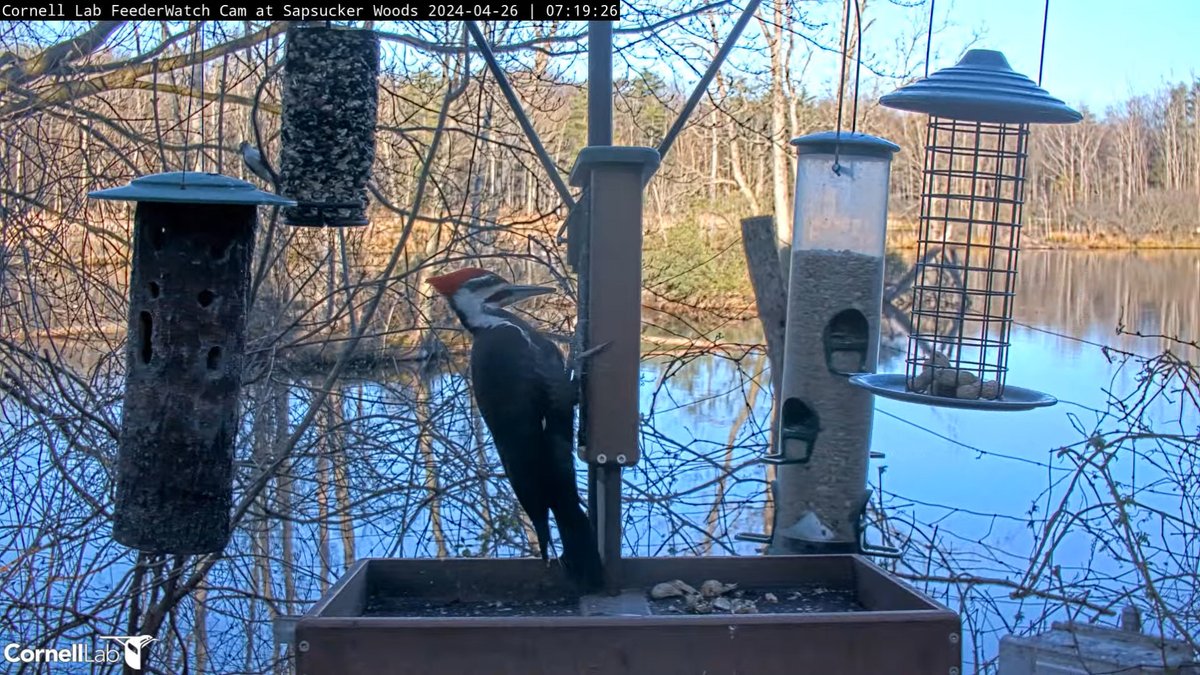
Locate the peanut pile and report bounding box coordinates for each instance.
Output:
[907,352,1000,400]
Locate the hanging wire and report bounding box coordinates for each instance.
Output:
[181,22,202,186]
[924,0,936,79]
[1037,0,1050,85]
[832,0,854,174]
[850,0,864,133]
[197,24,205,172]
[151,59,168,172]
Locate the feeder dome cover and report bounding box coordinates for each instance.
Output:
[880,49,1082,124]
[791,131,900,158]
[89,171,295,206]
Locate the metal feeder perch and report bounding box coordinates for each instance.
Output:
[279,24,379,227]
[89,172,293,554]
[766,132,898,555]
[851,49,1080,411]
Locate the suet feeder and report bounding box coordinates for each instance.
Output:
[851,49,1080,411]
[767,132,898,555]
[279,24,379,227]
[89,172,293,554]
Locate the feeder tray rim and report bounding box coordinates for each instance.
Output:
[303,554,959,622]
[848,373,1057,411]
[88,171,295,206]
[310,610,954,627]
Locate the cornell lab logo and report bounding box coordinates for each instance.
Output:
[101,635,157,670]
[4,634,155,670]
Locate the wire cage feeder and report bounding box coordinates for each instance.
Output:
[851,49,1081,411]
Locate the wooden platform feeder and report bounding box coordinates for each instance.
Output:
[295,556,960,675]
[279,24,379,227]
[89,172,293,554]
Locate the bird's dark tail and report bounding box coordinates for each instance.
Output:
[552,501,604,593]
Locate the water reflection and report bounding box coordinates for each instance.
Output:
[0,250,1195,674]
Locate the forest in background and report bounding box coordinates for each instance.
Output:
[3,19,1199,316]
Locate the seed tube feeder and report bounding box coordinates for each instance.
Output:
[90,172,293,554]
[852,49,1080,411]
[280,24,379,227]
[767,132,898,555]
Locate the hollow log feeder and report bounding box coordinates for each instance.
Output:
[89,172,293,554]
[280,25,379,227]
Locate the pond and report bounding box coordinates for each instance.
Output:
[0,249,1195,674]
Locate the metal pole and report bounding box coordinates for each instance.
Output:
[465,21,576,210]
[583,20,616,594]
[588,22,613,147]
[657,0,763,162]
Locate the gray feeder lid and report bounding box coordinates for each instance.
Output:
[791,131,900,158]
[88,171,295,206]
[880,49,1082,124]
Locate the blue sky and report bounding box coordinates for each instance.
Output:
[653,0,1199,116]
[946,0,1200,112]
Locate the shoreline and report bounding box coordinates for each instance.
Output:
[886,242,1200,251]
[882,220,1200,251]
[884,236,1200,252]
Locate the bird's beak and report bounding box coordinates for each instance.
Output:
[489,284,555,307]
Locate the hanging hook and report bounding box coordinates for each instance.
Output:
[832,0,853,175]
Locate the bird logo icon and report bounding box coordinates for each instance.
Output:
[99,635,156,670]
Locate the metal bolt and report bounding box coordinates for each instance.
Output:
[596,453,607,464]
[298,640,309,653]
[949,633,960,644]
[616,454,627,465]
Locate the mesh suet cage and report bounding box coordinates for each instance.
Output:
[876,49,1081,407]
[280,24,379,227]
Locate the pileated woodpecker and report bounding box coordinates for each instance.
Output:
[428,267,603,592]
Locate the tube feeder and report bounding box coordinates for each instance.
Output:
[851,49,1080,411]
[89,172,293,554]
[766,132,898,555]
[279,24,379,227]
